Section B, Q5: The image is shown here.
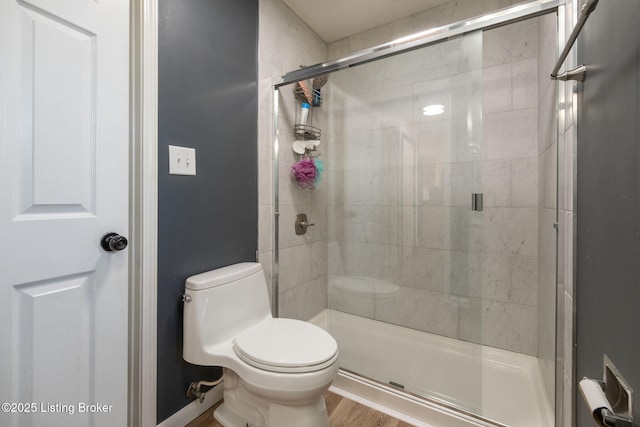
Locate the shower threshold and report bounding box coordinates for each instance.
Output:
[330,369,505,427]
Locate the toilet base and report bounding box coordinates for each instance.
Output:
[213,370,330,427]
[214,404,250,427]
[214,400,330,427]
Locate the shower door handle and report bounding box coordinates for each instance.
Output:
[471,193,483,212]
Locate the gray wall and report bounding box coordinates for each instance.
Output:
[576,0,640,425]
[157,0,258,423]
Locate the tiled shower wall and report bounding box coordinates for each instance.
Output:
[257,0,524,323]
[327,0,520,59]
[258,0,329,320]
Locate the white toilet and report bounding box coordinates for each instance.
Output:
[183,262,339,427]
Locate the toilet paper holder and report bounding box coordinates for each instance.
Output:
[580,355,634,427]
[600,408,632,427]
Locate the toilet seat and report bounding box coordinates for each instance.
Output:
[233,318,338,373]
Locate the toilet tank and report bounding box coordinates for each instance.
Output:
[183,262,272,365]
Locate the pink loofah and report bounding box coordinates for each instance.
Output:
[291,158,317,189]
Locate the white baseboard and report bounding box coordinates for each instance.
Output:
[157,383,223,427]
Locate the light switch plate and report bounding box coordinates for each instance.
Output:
[169,145,196,176]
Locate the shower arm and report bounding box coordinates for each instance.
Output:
[550,0,599,81]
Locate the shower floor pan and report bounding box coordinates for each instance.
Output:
[310,309,553,427]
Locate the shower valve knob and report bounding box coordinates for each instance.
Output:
[295,213,314,235]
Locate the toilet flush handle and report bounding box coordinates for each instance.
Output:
[182,294,192,303]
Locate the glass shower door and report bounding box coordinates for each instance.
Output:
[325,31,485,413]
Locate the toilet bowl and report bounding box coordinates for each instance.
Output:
[183,263,339,427]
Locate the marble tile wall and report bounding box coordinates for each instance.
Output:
[325,18,541,357]
[328,0,520,60]
[258,0,526,325]
[258,0,329,320]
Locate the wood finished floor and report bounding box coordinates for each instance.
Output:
[186,390,415,427]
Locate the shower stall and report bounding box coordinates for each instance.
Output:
[269,1,564,426]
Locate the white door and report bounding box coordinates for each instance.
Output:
[0,0,130,425]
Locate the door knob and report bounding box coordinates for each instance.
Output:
[101,232,128,252]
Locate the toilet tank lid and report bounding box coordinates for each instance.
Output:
[185,263,263,291]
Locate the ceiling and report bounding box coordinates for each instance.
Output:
[280,0,452,43]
